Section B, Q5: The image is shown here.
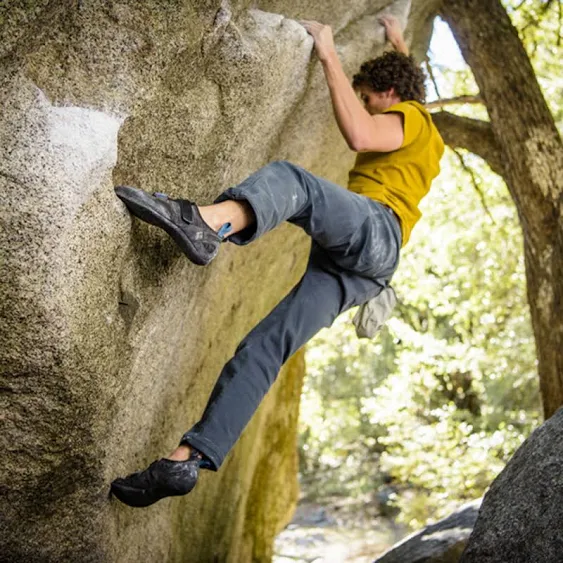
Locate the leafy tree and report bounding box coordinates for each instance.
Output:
[300,146,541,527]
[437,0,563,418]
[299,0,561,528]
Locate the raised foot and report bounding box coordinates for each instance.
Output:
[110,454,200,508]
[114,185,221,266]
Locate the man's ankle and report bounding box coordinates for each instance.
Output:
[198,205,223,232]
[167,444,192,461]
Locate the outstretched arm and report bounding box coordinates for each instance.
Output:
[300,20,403,153]
[379,15,409,56]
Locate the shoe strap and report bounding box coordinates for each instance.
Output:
[179,199,198,224]
[153,192,195,218]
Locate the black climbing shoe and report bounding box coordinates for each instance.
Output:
[110,451,201,508]
[114,185,221,266]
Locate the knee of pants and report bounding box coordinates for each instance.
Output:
[267,159,298,174]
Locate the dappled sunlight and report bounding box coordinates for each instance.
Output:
[297,143,541,533]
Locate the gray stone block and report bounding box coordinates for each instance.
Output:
[374,499,481,563]
[460,408,563,563]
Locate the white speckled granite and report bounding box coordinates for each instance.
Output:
[0,1,438,560]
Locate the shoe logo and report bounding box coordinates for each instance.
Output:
[195,232,203,240]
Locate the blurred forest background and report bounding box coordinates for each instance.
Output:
[296,0,561,531]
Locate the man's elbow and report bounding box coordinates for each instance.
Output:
[350,138,381,153]
[348,136,368,152]
[351,135,404,153]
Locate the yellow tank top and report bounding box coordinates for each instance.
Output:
[347,101,444,246]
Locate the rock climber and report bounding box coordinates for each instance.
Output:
[110,15,444,507]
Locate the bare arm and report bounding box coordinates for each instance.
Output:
[321,52,404,152]
[300,20,404,153]
[379,15,409,56]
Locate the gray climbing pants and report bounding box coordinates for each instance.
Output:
[182,160,402,470]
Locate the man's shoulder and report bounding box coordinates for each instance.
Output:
[383,100,431,148]
[385,100,426,112]
[384,100,431,125]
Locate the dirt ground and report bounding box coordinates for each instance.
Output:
[273,500,408,563]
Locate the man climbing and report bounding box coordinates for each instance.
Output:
[110,15,444,507]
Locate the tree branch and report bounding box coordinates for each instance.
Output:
[452,147,496,224]
[425,95,483,109]
[424,57,442,101]
[431,111,504,176]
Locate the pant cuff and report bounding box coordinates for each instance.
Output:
[214,187,265,246]
[180,432,223,472]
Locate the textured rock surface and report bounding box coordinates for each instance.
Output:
[460,408,563,563]
[374,499,481,563]
[0,1,439,561]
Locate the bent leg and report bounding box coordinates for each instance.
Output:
[214,160,401,280]
[180,247,382,470]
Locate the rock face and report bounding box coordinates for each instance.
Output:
[0,1,438,561]
[374,499,481,563]
[460,407,563,563]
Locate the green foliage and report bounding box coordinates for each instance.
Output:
[299,148,541,529]
[299,1,560,532]
[505,0,563,131]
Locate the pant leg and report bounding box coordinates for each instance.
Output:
[181,245,383,471]
[215,160,402,280]
[181,161,402,469]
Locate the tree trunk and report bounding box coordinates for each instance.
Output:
[439,0,563,419]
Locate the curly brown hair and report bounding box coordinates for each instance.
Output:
[352,51,426,104]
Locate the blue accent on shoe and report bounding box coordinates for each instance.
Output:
[198,457,214,470]
[217,222,232,238]
[153,192,168,200]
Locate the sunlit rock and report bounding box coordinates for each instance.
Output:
[374,499,481,563]
[460,408,563,563]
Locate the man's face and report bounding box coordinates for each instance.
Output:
[356,85,397,115]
